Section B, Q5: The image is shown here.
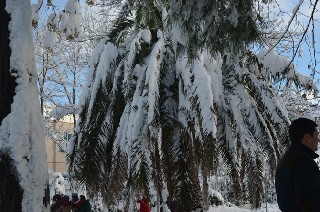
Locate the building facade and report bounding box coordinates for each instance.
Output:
[45,116,75,174]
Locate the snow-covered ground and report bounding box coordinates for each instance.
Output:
[208,204,280,211]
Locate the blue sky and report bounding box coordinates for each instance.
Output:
[32,0,65,9]
[274,0,320,80]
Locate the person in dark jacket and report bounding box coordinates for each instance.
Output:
[71,193,79,212]
[73,195,91,212]
[51,194,63,212]
[170,198,178,212]
[57,195,72,212]
[275,117,320,211]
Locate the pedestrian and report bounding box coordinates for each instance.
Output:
[71,193,79,203]
[170,198,178,212]
[275,117,320,211]
[73,195,91,212]
[138,195,150,212]
[51,194,58,212]
[51,194,63,212]
[71,193,79,212]
[56,195,72,212]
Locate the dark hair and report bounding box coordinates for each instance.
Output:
[53,194,61,201]
[72,193,79,202]
[80,195,86,200]
[289,118,318,144]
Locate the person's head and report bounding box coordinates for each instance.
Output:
[289,118,319,151]
[72,193,79,202]
[63,195,69,201]
[80,195,86,200]
[53,194,60,201]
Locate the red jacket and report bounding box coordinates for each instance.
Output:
[138,198,150,212]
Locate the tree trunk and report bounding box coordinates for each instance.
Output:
[0,0,16,121]
[0,1,23,210]
[202,173,209,210]
[0,154,23,212]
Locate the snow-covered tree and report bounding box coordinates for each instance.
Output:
[50,172,67,196]
[68,0,318,210]
[280,88,320,122]
[34,7,86,120]
[0,0,49,211]
[32,1,103,154]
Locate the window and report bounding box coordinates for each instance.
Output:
[64,132,72,141]
[58,132,73,153]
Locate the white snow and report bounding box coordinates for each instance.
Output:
[43,30,57,49]
[257,48,318,92]
[47,12,59,31]
[59,0,82,39]
[146,29,164,124]
[208,204,280,212]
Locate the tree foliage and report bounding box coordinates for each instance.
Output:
[68,0,317,210]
